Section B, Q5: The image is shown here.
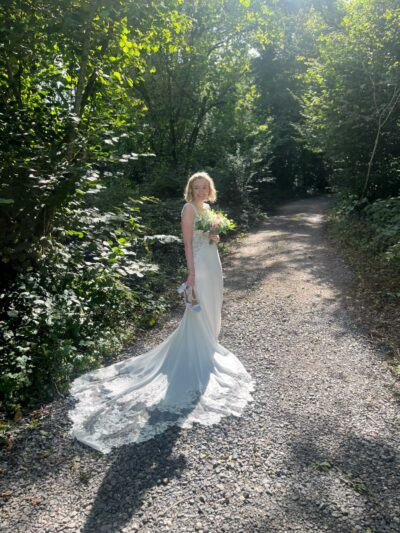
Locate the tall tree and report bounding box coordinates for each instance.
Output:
[299,0,400,199]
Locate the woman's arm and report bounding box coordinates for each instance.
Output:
[181,204,196,287]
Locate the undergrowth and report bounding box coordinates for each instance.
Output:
[327,195,400,377]
[0,196,183,417]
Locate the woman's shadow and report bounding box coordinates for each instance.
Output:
[79,373,207,533]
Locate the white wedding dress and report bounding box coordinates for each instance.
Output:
[68,203,254,453]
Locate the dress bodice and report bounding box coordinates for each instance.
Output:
[183,203,210,258]
[192,226,210,258]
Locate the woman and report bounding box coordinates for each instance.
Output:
[69,172,254,453]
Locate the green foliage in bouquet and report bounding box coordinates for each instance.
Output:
[195,210,236,236]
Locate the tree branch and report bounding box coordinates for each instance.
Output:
[362,69,400,197]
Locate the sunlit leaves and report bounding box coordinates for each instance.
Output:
[112,71,123,83]
[299,0,400,199]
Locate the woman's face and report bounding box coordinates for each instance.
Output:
[192,178,210,203]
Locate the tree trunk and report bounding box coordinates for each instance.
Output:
[166,57,178,167]
[362,73,400,198]
[33,1,99,238]
[362,119,381,198]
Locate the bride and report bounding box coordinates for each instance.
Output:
[68,172,254,453]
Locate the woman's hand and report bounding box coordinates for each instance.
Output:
[208,232,220,244]
[186,272,195,288]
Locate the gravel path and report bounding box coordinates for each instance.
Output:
[1,196,399,533]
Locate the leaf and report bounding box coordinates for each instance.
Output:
[112,71,123,84]
[315,460,333,471]
[0,198,14,205]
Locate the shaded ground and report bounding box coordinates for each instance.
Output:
[324,214,400,362]
[1,195,399,532]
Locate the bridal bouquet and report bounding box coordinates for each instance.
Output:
[195,209,236,244]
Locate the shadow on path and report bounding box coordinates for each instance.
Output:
[253,414,400,532]
[224,195,341,296]
[81,423,186,533]
[76,353,212,531]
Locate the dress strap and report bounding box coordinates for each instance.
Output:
[189,202,198,215]
[182,202,198,217]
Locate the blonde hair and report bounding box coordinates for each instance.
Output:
[184,171,217,202]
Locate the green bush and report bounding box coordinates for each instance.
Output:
[363,197,400,264]
[333,195,400,262]
[0,196,181,414]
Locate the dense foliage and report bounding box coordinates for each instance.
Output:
[1,0,399,413]
[299,0,400,200]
